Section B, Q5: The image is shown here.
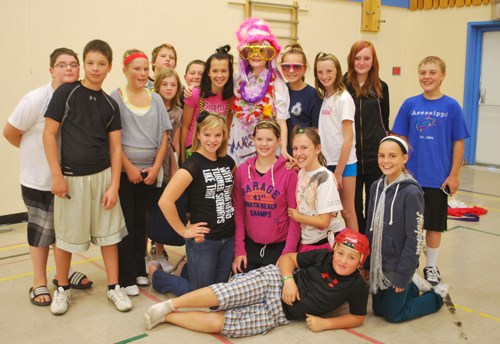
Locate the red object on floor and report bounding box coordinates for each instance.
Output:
[447,206,488,217]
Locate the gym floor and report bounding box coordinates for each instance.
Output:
[0,165,499,344]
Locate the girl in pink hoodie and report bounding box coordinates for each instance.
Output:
[232,119,300,273]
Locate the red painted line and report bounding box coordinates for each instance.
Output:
[211,334,234,343]
[343,328,384,344]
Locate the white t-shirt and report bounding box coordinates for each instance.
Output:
[296,166,343,244]
[318,90,357,166]
[8,83,54,191]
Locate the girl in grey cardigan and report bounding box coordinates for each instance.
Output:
[363,136,448,323]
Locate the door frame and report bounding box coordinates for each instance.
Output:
[463,21,500,164]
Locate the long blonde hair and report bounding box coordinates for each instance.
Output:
[191,112,228,157]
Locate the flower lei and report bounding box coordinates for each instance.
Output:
[232,69,276,133]
[240,68,272,103]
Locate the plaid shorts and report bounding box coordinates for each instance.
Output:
[210,264,289,337]
[21,185,55,247]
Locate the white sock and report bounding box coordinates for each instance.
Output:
[144,299,175,330]
[426,247,440,267]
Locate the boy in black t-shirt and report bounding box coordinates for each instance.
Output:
[43,39,132,315]
[144,228,370,337]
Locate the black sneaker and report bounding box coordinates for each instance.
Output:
[423,266,441,286]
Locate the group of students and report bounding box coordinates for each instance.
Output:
[4,16,469,338]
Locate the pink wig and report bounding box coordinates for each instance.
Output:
[236,17,281,54]
[236,17,283,82]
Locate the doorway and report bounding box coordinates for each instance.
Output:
[463,21,500,165]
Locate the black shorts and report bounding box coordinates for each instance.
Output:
[423,187,448,232]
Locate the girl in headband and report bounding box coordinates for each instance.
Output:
[232,119,300,274]
[229,17,291,165]
[362,136,448,323]
[110,49,172,296]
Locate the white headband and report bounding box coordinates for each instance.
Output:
[380,136,408,154]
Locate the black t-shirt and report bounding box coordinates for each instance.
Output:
[182,152,235,240]
[45,82,121,176]
[282,249,368,320]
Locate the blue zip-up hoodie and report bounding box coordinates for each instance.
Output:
[364,173,425,289]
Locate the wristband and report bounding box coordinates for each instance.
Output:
[282,275,293,282]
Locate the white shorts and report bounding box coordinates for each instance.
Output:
[54,168,127,252]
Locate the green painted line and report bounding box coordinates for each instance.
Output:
[446,225,500,237]
[115,333,148,344]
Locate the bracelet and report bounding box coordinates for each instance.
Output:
[282,275,293,282]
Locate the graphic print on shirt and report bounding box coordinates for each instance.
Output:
[290,102,303,117]
[415,211,424,255]
[321,272,339,288]
[320,104,333,117]
[202,166,234,224]
[204,100,228,114]
[243,181,280,219]
[296,170,330,223]
[412,109,447,134]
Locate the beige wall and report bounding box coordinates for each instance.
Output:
[0,0,491,216]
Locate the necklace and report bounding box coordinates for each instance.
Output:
[240,69,272,103]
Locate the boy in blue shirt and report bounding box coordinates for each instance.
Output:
[392,56,469,286]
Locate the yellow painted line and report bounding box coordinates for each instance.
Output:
[455,304,500,323]
[456,191,500,202]
[0,257,102,282]
[0,243,29,251]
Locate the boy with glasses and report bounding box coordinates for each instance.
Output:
[4,48,93,307]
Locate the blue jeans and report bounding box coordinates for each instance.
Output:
[151,236,234,296]
[372,282,443,323]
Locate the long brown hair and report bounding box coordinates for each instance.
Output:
[346,41,383,99]
[291,126,327,167]
[314,52,345,99]
[154,68,182,109]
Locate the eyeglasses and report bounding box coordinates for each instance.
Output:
[54,63,79,70]
[239,45,276,61]
[281,63,304,72]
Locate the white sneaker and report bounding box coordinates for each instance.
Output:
[50,287,71,315]
[156,256,175,273]
[432,283,450,299]
[412,272,432,293]
[124,285,140,296]
[107,285,133,312]
[423,266,441,286]
[136,276,149,286]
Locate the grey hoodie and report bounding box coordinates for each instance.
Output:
[364,173,425,289]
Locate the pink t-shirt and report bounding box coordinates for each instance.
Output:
[184,87,229,147]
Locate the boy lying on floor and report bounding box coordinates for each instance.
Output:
[144,228,370,337]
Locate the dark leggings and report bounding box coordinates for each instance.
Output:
[355,172,381,234]
[243,237,286,273]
